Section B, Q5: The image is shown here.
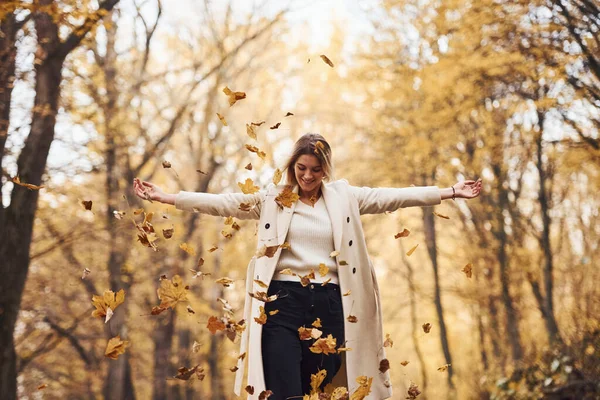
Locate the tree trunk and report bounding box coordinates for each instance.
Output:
[208,234,226,399]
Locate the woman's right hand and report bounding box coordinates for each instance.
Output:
[133,178,172,204]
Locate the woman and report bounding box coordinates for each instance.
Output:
[133,133,482,399]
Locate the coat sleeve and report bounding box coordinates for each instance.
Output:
[174,189,264,220]
[348,184,441,215]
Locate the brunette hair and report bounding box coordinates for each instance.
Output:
[282,133,334,186]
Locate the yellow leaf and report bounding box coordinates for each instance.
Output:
[273,168,283,185]
[320,54,335,68]
[309,369,327,395]
[309,334,337,355]
[224,216,233,225]
[155,275,188,312]
[343,290,351,296]
[215,277,234,287]
[254,279,268,288]
[216,113,227,126]
[462,263,473,278]
[91,289,125,322]
[406,244,419,256]
[105,335,130,360]
[312,318,322,328]
[318,263,329,277]
[254,306,267,325]
[222,86,246,106]
[383,333,393,348]
[350,376,373,400]
[11,176,44,190]
[246,123,257,139]
[433,211,450,219]
[179,243,196,256]
[244,144,267,159]
[238,178,259,194]
[437,363,451,372]
[269,309,279,316]
[279,268,296,276]
[330,251,340,258]
[275,186,299,208]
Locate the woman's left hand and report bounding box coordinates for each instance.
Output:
[453,178,482,199]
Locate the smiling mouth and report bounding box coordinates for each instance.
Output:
[302,180,314,184]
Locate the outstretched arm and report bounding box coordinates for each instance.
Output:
[440,178,482,201]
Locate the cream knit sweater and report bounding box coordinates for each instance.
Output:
[274,197,338,284]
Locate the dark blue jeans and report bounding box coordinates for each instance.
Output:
[262,280,345,399]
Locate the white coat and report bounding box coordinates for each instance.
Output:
[175,179,441,399]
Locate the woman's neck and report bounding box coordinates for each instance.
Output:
[298,187,321,201]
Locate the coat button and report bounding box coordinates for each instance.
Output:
[265,223,270,229]
[347,217,350,223]
[352,267,356,274]
[349,240,353,246]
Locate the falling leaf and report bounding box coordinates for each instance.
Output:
[310,369,327,395]
[216,113,227,126]
[91,289,125,322]
[337,347,352,353]
[343,290,351,296]
[318,264,329,277]
[379,359,390,373]
[238,352,246,361]
[244,144,267,159]
[256,244,280,258]
[279,268,295,276]
[462,263,473,278]
[186,305,195,315]
[314,141,325,157]
[433,211,449,219]
[81,200,93,211]
[246,123,257,140]
[249,291,278,303]
[174,364,201,380]
[300,269,316,287]
[11,176,44,190]
[251,121,265,126]
[321,278,332,286]
[207,316,227,334]
[269,310,279,316]
[280,242,291,250]
[312,318,322,328]
[351,376,373,400]
[223,86,246,106]
[383,333,393,348]
[232,222,241,231]
[152,275,189,314]
[180,243,196,256]
[274,186,299,208]
[406,382,421,399]
[239,202,255,212]
[215,277,234,287]
[163,228,174,239]
[310,334,337,355]
[81,268,91,280]
[133,208,144,215]
[400,361,409,366]
[37,384,47,390]
[196,169,207,175]
[208,246,219,252]
[347,315,358,323]
[272,168,283,185]
[285,112,294,117]
[320,54,334,67]
[217,297,234,314]
[299,326,323,340]
[221,230,233,239]
[238,178,260,194]
[105,336,130,360]
[330,251,340,258]
[162,161,171,168]
[229,366,239,372]
[113,210,126,220]
[422,323,432,333]
[192,341,202,353]
[245,163,253,170]
[105,307,114,323]
[308,194,318,206]
[339,260,348,266]
[224,216,233,225]
[437,364,451,372]
[254,306,267,325]
[258,390,273,400]
[269,122,281,129]
[394,229,410,238]
[254,279,268,288]
[406,244,419,256]
[245,385,255,395]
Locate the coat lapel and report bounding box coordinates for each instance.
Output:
[276,184,298,243]
[321,182,343,252]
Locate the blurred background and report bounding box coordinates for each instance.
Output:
[1,0,599,399]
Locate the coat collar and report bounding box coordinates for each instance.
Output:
[276,181,343,252]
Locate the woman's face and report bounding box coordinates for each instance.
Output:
[294,154,325,194]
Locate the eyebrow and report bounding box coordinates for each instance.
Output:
[297,163,321,169]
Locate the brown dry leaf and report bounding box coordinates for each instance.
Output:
[433,211,450,219]
[343,290,351,296]
[272,168,283,185]
[239,202,255,212]
[270,122,281,129]
[379,359,390,373]
[105,335,130,360]
[330,250,340,258]
[285,112,294,117]
[174,364,200,380]
[208,246,219,252]
[351,376,373,400]
[207,316,227,334]
[196,169,207,175]
[91,289,125,322]
[81,200,93,211]
[347,315,358,323]
[339,260,348,266]
[406,244,419,256]
[437,363,451,372]
[249,291,278,303]
[259,390,273,400]
[275,186,299,208]
[318,263,329,277]
[312,318,322,328]
[186,305,195,315]
[254,306,267,325]
[155,275,189,312]
[394,229,410,238]
[162,160,171,168]
[37,384,47,390]
[221,230,233,239]
[217,297,234,314]
[309,334,337,355]
[383,333,393,348]
[245,385,255,395]
[246,123,257,140]
[279,268,295,276]
[310,369,327,395]
[162,227,174,239]
[216,112,227,126]
[245,163,253,170]
[406,381,421,399]
[232,222,241,231]
[254,279,268,289]
[401,361,409,366]
[320,54,335,67]
[179,243,196,256]
[215,277,234,287]
[300,269,315,287]
[256,244,280,258]
[422,323,432,333]
[229,366,239,372]
[238,178,260,194]
[269,309,279,316]
[244,144,267,160]
[11,176,44,190]
[298,326,322,340]
[462,263,473,278]
[223,86,246,106]
[251,121,265,126]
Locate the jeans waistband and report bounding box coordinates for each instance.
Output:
[270,279,340,292]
